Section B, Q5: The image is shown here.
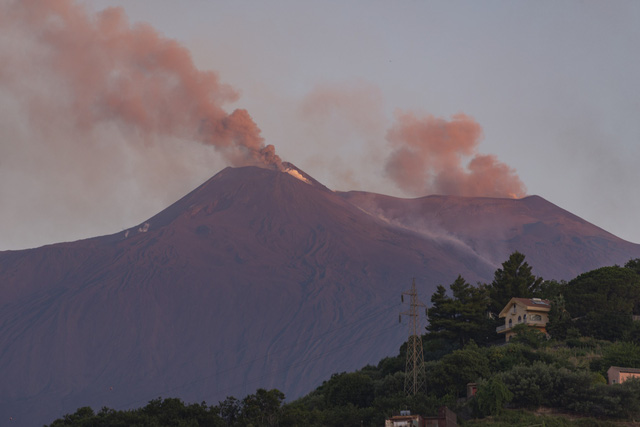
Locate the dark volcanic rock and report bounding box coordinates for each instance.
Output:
[1,165,639,425]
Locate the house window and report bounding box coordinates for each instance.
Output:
[509,319,512,328]
[512,305,516,314]
[518,315,522,323]
[531,314,542,321]
[523,314,527,322]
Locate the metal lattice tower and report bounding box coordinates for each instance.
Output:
[400,278,427,395]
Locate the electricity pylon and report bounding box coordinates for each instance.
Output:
[400,278,427,395]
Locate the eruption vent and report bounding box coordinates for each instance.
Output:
[385,112,526,198]
[0,0,281,169]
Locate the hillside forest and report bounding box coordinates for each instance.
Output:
[47,253,640,426]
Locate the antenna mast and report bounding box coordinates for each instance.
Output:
[400,278,427,395]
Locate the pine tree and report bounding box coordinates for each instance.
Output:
[487,251,543,314]
[427,275,490,346]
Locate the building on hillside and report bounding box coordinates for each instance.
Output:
[607,366,640,384]
[466,382,478,398]
[385,410,425,427]
[496,297,551,342]
[385,407,457,427]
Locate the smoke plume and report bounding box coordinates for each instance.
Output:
[0,0,284,249]
[296,81,387,191]
[385,111,526,198]
[0,0,280,169]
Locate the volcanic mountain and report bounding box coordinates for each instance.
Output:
[1,164,639,425]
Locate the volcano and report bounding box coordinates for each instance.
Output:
[1,164,639,425]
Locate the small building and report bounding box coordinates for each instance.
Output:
[385,410,425,427]
[385,407,457,427]
[496,297,551,341]
[607,366,640,385]
[466,382,478,399]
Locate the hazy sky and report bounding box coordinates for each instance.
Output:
[1,0,639,250]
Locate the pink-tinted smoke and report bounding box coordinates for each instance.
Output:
[296,81,387,190]
[385,112,526,198]
[1,0,280,169]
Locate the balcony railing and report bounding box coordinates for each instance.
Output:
[496,318,547,333]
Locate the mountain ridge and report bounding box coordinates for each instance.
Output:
[338,190,640,280]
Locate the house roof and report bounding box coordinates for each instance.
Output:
[386,414,424,422]
[498,297,551,318]
[608,366,640,374]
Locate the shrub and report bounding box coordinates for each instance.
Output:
[474,376,513,417]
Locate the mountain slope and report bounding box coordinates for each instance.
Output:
[339,191,640,280]
[1,165,639,425]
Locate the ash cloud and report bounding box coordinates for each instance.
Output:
[385,111,527,198]
[0,0,281,249]
[0,0,280,168]
[295,81,388,191]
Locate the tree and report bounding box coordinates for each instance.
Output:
[240,388,285,427]
[427,285,456,341]
[546,294,573,340]
[427,275,491,347]
[48,398,225,426]
[566,266,640,315]
[487,251,543,314]
[475,376,513,417]
[429,341,490,397]
[536,279,567,300]
[625,259,640,315]
[625,258,640,276]
[565,266,640,340]
[324,372,374,408]
[592,342,640,375]
[52,407,95,426]
[509,323,547,349]
[217,396,241,426]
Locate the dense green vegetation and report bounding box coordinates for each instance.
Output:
[48,254,640,426]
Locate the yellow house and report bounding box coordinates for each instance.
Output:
[496,297,551,341]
